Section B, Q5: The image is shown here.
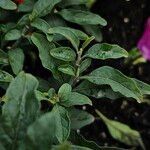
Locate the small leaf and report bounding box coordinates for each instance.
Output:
[52,105,70,143]
[50,47,76,62]
[82,36,95,50]
[0,0,17,10]
[85,43,128,60]
[4,29,21,41]
[59,9,107,26]
[58,83,72,100]
[83,25,103,42]
[81,66,143,102]
[48,27,79,50]
[60,92,92,107]
[8,48,24,75]
[31,18,51,33]
[68,108,94,129]
[0,70,14,82]
[79,58,91,74]
[58,65,76,76]
[29,0,61,20]
[0,49,9,65]
[96,110,145,149]
[27,112,56,150]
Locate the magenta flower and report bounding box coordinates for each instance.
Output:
[137,17,150,61]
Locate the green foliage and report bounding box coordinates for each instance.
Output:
[0,0,149,149]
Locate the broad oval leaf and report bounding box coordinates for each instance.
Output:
[0,0,17,10]
[79,58,91,74]
[31,18,51,33]
[2,72,40,146]
[58,65,76,76]
[48,27,79,50]
[60,92,92,107]
[68,108,94,129]
[50,47,76,62]
[58,83,72,100]
[52,105,70,143]
[59,9,107,26]
[4,29,21,41]
[81,66,143,103]
[29,0,61,20]
[96,110,145,149]
[0,70,13,82]
[85,43,128,60]
[8,48,25,75]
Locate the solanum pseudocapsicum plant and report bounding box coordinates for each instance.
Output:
[0,0,149,149]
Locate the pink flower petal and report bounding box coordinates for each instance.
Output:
[137,17,150,60]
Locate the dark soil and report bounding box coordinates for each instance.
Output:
[80,1,150,150]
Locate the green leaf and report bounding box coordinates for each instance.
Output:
[29,0,61,20]
[68,108,94,129]
[52,142,71,150]
[58,83,72,100]
[82,36,95,50]
[0,70,14,83]
[0,49,8,65]
[48,27,79,50]
[52,105,70,143]
[50,47,76,62]
[75,81,123,100]
[31,33,56,72]
[69,28,88,41]
[17,14,30,27]
[0,0,17,10]
[4,29,21,41]
[59,9,107,26]
[60,92,92,107]
[133,78,150,95]
[8,48,25,75]
[27,111,56,150]
[96,110,145,149]
[81,66,143,103]
[83,25,103,42]
[85,43,128,60]
[70,131,126,150]
[2,72,40,147]
[58,65,76,76]
[31,18,51,33]
[18,0,35,12]
[79,58,91,74]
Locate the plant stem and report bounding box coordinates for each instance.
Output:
[72,48,83,86]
